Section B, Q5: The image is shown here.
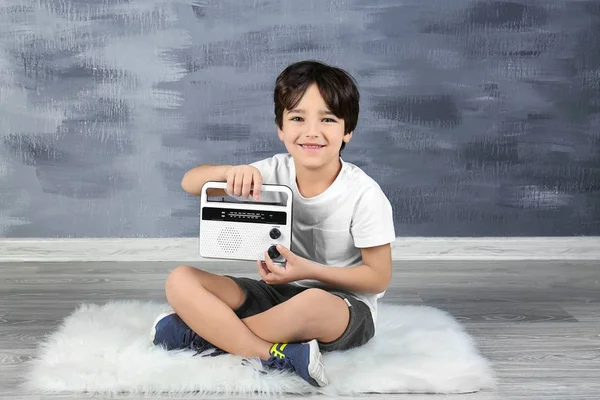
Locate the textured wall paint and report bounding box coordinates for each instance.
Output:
[0,0,599,238]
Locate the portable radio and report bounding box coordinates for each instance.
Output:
[199,181,293,264]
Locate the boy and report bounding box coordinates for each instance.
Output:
[151,60,396,387]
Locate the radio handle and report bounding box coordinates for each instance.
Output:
[200,181,293,208]
[202,180,290,193]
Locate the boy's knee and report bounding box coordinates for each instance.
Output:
[298,288,330,302]
[294,288,339,317]
[293,288,349,338]
[165,265,202,300]
[166,264,192,285]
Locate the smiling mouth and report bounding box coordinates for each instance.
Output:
[299,144,326,149]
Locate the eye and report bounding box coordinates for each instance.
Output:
[290,116,303,122]
[323,118,337,123]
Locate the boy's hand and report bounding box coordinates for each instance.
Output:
[225,165,262,201]
[257,245,318,285]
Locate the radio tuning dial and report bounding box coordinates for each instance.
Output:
[268,245,280,259]
[269,228,281,239]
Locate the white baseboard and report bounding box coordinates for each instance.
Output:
[0,237,599,262]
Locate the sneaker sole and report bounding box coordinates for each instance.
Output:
[306,339,329,387]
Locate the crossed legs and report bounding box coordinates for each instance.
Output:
[164,265,350,360]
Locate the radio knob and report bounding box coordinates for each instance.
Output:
[268,245,280,259]
[269,228,281,239]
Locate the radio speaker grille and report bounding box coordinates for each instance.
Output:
[217,226,242,253]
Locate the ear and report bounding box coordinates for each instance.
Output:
[275,117,285,141]
[343,131,353,142]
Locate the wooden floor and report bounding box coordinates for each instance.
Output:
[2,260,599,399]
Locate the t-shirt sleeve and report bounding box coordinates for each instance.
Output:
[350,186,396,248]
[248,155,286,203]
[249,156,276,184]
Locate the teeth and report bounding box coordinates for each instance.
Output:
[301,145,323,149]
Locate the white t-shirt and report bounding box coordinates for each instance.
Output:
[249,153,396,328]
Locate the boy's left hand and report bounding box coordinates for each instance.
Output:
[257,244,317,284]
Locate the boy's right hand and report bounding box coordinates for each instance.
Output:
[225,165,263,201]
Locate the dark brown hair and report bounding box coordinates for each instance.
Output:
[274,60,360,153]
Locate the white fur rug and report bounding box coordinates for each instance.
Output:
[23,300,496,396]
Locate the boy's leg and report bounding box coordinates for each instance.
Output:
[315,292,375,353]
[235,282,350,345]
[165,267,350,350]
[163,267,334,386]
[228,277,349,387]
[164,265,272,360]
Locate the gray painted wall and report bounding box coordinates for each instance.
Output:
[1,0,599,238]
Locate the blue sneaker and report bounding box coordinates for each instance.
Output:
[261,339,329,387]
[151,312,226,357]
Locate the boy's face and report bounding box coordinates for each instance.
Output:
[277,83,352,170]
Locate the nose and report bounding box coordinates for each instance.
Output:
[304,119,321,137]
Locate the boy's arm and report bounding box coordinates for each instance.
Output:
[310,185,395,294]
[181,164,232,196]
[310,243,392,293]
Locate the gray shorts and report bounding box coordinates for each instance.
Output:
[226,276,375,352]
